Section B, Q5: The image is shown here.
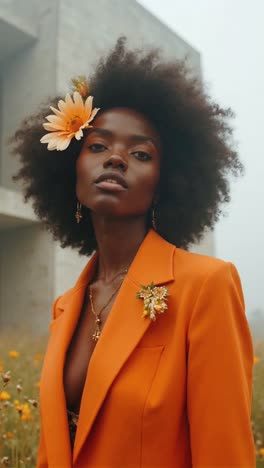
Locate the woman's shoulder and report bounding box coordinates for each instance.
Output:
[173,244,240,287]
[147,231,240,288]
[175,245,226,269]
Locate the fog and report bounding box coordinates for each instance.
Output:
[139,0,264,317]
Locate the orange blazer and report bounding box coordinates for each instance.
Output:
[37,229,255,467]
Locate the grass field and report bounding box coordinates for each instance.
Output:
[0,332,263,467]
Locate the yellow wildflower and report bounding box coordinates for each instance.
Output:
[21,403,32,421]
[5,432,15,439]
[254,355,260,364]
[0,391,11,401]
[9,350,19,358]
[13,399,20,406]
[21,413,32,421]
[16,402,32,421]
[34,353,43,361]
[259,447,264,457]
[16,403,23,413]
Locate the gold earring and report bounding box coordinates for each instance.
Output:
[152,206,158,231]
[75,201,83,224]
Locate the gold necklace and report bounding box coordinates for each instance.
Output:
[89,269,128,342]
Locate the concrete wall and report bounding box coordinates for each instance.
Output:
[54,245,88,299]
[0,0,38,32]
[0,5,37,64]
[57,0,201,93]
[0,0,58,191]
[0,75,2,180]
[0,187,37,229]
[0,225,54,332]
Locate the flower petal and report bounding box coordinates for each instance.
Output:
[84,95,93,116]
[65,93,73,106]
[49,106,66,118]
[43,122,66,132]
[58,99,68,113]
[72,92,86,119]
[40,131,69,144]
[40,133,59,143]
[87,106,100,123]
[65,93,77,115]
[46,115,66,125]
[57,136,72,151]
[58,98,74,117]
[45,134,62,150]
[73,91,84,107]
[75,128,84,140]
[47,141,59,151]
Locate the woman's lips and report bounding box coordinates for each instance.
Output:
[95,179,127,192]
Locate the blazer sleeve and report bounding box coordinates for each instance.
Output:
[36,295,62,468]
[187,262,256,467]
[36,426,47,468]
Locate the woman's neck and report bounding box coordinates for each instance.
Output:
[91,215,148,282]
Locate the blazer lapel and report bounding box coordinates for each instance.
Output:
[73,229,175,463]
[40,253,98,466]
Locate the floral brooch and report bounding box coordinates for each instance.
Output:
[136,282,169,321]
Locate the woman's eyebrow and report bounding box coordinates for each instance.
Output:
[130,134,156,146]
[87,128,157,147]
[87,128,112,138]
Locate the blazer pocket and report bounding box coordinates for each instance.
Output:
[107,346,164,416]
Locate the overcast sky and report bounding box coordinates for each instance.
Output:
[139,0,263,316]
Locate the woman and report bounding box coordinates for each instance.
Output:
[11,38,255,467]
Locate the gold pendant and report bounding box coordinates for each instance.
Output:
[92,330,100,342]
[75,211,82,224]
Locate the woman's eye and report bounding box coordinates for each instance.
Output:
[88,143,107,152]
[132,151,152,161]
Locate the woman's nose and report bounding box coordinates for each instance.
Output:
[103,153,128,172]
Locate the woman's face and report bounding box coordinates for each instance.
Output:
[76,108,162,221]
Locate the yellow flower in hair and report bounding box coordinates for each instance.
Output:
[40,91,100,151]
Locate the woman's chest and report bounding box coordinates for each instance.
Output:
[63,285,118,413]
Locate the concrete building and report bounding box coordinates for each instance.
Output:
[0,0,214,332]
